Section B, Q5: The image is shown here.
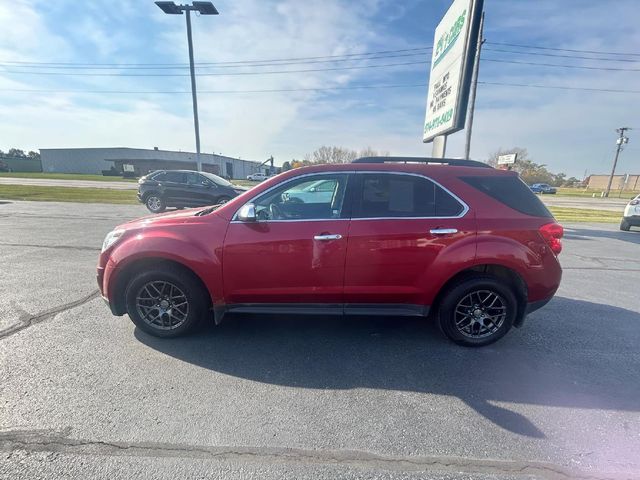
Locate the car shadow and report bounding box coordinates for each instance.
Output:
[135,297,640,439]
[564,226,640,244]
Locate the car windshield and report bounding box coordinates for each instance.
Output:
[200,171,232,187]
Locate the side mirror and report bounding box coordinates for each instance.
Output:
[237,203,257,222]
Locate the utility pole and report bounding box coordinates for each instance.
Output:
[604,127,630,197]
[463,11,485,160]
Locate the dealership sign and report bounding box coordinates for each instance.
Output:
[497,153,517,165]
[423,0,483,143]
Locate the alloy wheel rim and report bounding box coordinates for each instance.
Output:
[135,281,189,330]
[454,289,507,339]
[147,196,161,211]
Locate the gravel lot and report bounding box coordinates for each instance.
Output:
[1,200,639,479]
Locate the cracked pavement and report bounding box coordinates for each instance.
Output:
[1,200,639,479]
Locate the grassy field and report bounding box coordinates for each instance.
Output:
[548,206,621,223]
[0,172,136,182]
[555,187,639,198]
[0,184,138,204]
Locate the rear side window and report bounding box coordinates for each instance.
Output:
[354,173,464,218]
[461,176,552,218]
[164,172,186,183]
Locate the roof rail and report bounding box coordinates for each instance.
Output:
[352,156,492,168]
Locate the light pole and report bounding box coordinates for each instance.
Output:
[155,1,218,172]
[604,127,630,197]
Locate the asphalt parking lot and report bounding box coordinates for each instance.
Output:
[1,200,639,479]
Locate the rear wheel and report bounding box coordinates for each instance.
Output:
[620,219,631,231]
[125,266,209,337]
[145,194,166,213]
[438,275,517,347]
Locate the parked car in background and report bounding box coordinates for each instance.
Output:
[284,178,337,204]
[620,194,640,231]
[137,170,248,213]
[99,157,563,347]
[247,172,271,181]
[530,183,557,194]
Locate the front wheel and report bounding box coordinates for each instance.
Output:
[125,266,209,338]
[620,219,631,231]
[145,194,166,213]
[438,275,517,347]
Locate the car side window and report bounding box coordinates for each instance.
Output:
[354,173,463,218]
[250,174,348,221]
[164,172,186,183]
[186,172,203,185]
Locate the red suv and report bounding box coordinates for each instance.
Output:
[97,157,563,346]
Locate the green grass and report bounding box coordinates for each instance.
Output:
[233,179,260,187]
[0,172,135,182]
[548,206,621,223]
[555,187,640,198]
[0,184,138,204]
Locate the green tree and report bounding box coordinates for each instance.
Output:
[281,161,292,171]
[7,148,26,158]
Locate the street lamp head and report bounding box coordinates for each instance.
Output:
[155,1,183,14]
[192,1,219,15]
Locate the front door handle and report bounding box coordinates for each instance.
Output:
[430,228,458,235]
[314,234,343,241]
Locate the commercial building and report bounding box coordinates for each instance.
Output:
[586,174,640,191]
[39,147,262,179]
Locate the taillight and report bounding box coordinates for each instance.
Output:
[539,222,564,255]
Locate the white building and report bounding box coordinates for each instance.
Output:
[39,147,262,180]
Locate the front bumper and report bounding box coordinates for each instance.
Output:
[623,215,640,226]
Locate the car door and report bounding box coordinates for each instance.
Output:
[185,172,214,206]
[343,172,476,311]
[162,171,188,205]
[222,172,352,307]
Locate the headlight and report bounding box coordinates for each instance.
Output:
[102,229,125,252]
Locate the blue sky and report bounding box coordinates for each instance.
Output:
[0,0,638,177]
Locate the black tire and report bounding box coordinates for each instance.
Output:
[216,196,232,204]
[145,194,166,213]
[125,265,209,338]
[620,219,631,231]
[438,275,517,347]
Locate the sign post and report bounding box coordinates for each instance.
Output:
[423,0,484,156]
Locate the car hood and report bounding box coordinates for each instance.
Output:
[121,207,206,229]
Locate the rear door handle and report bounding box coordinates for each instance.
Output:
[430,228,458,235]
[314,234,343,241]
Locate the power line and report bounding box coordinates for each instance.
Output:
[2,81,640,95]
[0,60,428,77]
[0,51,431,70]
[0,46,432,68]
[477,81,640,94]
[485,41,640,57]
[483,58,640,71]
[483,47,639,63]
[4,55,640,77]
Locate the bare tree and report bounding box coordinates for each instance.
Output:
[358,146,390,158]
[305,146,357,164]
[302,146,390,164]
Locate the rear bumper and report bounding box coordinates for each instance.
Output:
[515,297,554,327]
[525,297,553,315]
